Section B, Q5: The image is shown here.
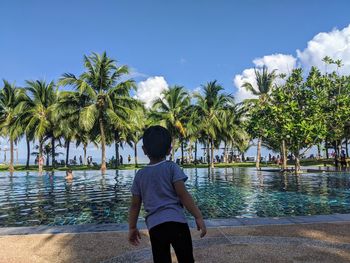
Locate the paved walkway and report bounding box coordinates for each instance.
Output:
[1,215,350,263]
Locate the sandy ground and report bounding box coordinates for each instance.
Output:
[1,222,350,263]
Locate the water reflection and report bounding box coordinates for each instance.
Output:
[1,168,350,227]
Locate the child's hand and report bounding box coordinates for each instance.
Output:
[128,228,141,246]
[195,217,207,238]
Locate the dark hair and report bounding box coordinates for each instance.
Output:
[143,125,171,158]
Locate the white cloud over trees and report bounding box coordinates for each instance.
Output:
[135,76,169,108]
[234,24,350,102]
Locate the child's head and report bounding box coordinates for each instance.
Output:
[142,125,171,159]
[66,169,73,175]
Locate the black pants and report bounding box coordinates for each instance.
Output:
[149,221,194,263]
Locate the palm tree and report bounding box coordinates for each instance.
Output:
[126,105,146,167]
[194,81,234,168]
[0,80,26,172]
[219,103,245,163]
[151,86,190,161]
[21,80,57,172]
[58,52,134,172]
[55,90,91,166]
[242,66,276,169]
[108,80,138,168]
[185,106,201,164]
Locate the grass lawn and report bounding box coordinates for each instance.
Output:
[0,158,336,172]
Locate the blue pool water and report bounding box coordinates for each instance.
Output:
[0,168,350,227]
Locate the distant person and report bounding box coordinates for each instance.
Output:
[87,156,93,166]
[128,154,131,163]
[34,154,39,165]
[334,152,339,168]
[120,155,123,165]
[340,150,347,168]
[128,125,206,262]
[65,169,73,180]
[38,156,44,167]
[79,155,83,165]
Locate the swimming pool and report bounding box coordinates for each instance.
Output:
[0,168,349,227]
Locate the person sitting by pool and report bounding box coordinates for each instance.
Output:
[65,169,73,180]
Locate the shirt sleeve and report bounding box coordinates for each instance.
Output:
[131,173,141,196]
[172,163,188,183]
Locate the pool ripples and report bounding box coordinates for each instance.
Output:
[1,168,350,227]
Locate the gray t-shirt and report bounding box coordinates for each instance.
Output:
[131,160,188,229]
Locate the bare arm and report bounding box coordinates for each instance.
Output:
[174,180,207,237]
[129,195,141,228]
[128,195,142,245]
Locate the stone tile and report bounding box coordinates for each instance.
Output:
[204,218,243,227]
[238,217,294,226]
[287,214,343,224]
[331,213,350,221]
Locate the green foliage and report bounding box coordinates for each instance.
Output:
[1,54,350,172]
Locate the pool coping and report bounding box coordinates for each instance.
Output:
[1,213,350,236]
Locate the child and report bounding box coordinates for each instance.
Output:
[128,125,206,263]
[65,169,73,180]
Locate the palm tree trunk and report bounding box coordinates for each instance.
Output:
[134,142,138,167]
[39,139,43,173]
[114,131,120,169]
[83,144,87,165]
[9,139,14,172]
[206,138,210,164]
[256,137,261,170]
[46,154,50,167]
[317,144,321,159]
[210,138,214,168]
[334,141,338,157]
[65,139,70,167]
[51,137,55,168]
[188,143,192,163]
[181,141,184,165]
[325,140,329,159]
[241,152,245,162]
[171,137,175,161]
[282,139,287,170]
[99,118,107,172]
[115,141,119,168]
[194,140,197,165]
[26,136,30,169]
[346,137,349,158]
[224,141,227,163]
[294,152,301,174]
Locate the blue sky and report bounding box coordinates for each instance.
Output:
[1,0,350,163]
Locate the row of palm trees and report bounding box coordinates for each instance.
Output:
[0,52,249,172]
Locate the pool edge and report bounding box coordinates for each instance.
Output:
[1,213,350,236]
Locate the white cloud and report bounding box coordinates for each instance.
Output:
[253,54,296,74]
[233,68,258,102]
[234,24,350,102]
[297,25,350,74]
[233,54,296,102]
[135,76,169,108]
